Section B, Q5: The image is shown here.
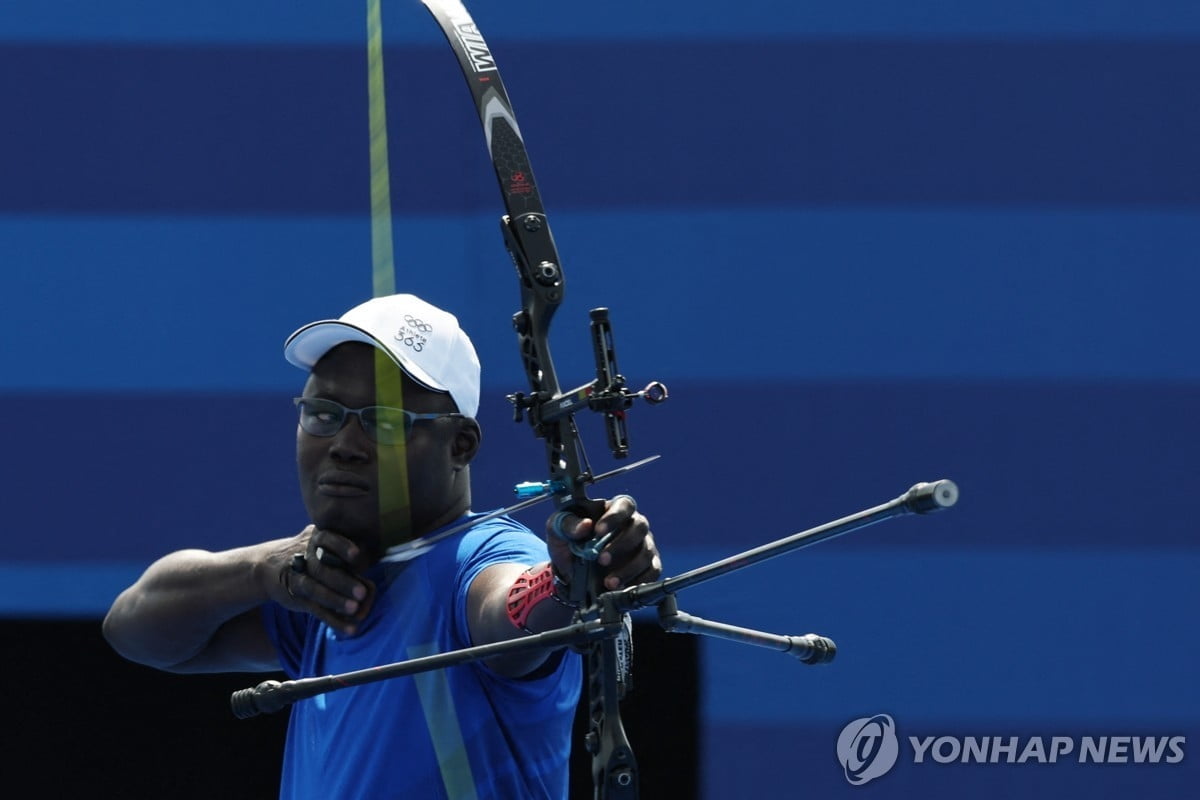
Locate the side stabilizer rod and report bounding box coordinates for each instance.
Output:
[656,594,836,665]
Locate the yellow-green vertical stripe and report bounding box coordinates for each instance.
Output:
[367,0,395,299]
[367,1,409,540]
[374,346,411,544]
[409,642,479,799]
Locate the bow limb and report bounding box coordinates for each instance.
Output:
[421,2,643,796]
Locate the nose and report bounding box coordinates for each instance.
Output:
[328,412,372,463]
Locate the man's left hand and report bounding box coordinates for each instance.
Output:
[546,495,661,591]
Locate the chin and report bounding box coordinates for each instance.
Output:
[309,505,382,550]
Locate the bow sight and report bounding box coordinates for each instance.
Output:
[507,306,669,458]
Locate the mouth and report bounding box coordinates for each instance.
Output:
[316,472,372,497]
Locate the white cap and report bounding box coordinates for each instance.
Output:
[283,294,481,418]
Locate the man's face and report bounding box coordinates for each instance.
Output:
[295,342,464,559]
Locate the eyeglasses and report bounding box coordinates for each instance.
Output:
[294,397,462,445]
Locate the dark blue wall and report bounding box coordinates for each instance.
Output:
[2,2,1197,797]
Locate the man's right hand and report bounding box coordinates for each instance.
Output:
[274,525,376,635]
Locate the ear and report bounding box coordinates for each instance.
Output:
[451,418,482,468]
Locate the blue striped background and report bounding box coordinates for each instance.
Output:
[1,2,1196,797]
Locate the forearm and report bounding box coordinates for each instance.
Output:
[102,541,288,670]
[468,561,578,678]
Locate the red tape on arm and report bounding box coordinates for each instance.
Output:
[506,563,573,634]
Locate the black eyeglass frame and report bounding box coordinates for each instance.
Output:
[293,397,462,444]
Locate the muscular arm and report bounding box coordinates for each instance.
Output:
[103,527,373,674]
[102,544,287,673]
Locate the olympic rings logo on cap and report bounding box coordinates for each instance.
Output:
[404,315,434,333]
